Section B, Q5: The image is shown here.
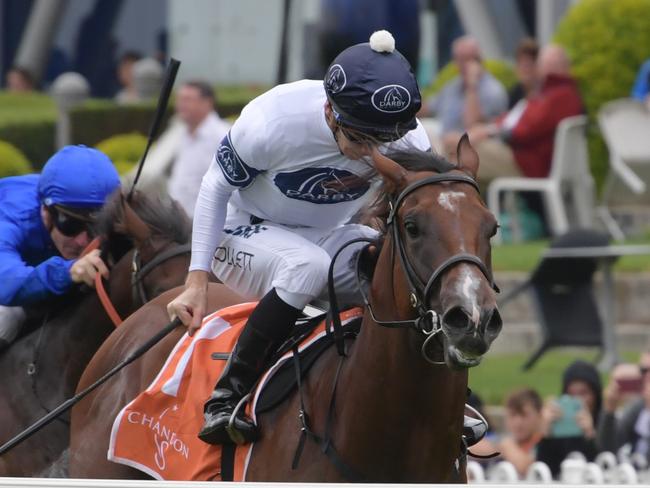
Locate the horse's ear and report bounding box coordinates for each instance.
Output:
[371,148,407,193]
[120,194,151,246]
[456,133,479,178]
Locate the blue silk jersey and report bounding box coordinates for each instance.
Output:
[0,175,74,306]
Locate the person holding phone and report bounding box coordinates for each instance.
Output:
[536,360,602,477]
[599,350,650,462]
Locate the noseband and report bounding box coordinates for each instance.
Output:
[327,173,499,362]
[131,242,191,304]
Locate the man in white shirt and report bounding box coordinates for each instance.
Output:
[168,81,231,217]
[167,31,432,445]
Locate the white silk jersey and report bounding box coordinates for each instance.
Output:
[189,79,431,272]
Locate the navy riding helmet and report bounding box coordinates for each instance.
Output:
[324,30,421,142]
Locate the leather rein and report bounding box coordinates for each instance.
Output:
[82,238,190,327]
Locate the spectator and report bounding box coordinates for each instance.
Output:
[508,38,539,109]
[114,51,142,105]
[167,81,230,217]
[631,58,650,108]
[468,44,583,185]
[498,388,544,477]
[599,349,650,462]
[5,66,36,92]
[420,36,508,153]
[536,360,601,477]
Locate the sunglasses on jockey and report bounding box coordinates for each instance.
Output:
[48,205,99,237]
[331,107,410,144]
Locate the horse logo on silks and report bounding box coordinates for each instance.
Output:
[371,84,411,113]
[273,167,369,204]
[216,134,259,187]
[325,64,346,94]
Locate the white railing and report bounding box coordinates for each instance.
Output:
[467,450,650,484]
[1,450,648,487]
[0,481,638,488]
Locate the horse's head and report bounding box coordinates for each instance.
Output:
[370,136,502,369]
[96,191,191,304]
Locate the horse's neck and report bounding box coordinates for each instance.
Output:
[331,241,467,480]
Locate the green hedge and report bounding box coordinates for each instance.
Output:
[95,132,148,175]
[0,140,32,177]
[69,99,172,149]
[554,0,650,189]
[0,85,264,170]
[0,92,56,167]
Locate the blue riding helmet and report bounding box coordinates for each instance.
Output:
[324,30,421,141]
[38,145,120,208]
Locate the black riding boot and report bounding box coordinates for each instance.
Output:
[198,289,302,445]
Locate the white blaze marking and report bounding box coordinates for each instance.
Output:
[457,267,481,325]
[438,191,466,212]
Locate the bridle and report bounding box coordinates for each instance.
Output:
[86,238,191,327]
[327,172,499,363]
[131,242,191,305]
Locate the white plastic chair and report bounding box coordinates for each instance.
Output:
[488,115,593,244]
[597,98,650,239]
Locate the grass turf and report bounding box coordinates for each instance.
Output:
[492,238,650,273]
[469,349,640,405]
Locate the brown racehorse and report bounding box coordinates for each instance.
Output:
[0,191,191,477]
[69,138,502,482]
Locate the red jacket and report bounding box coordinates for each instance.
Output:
[503,74,584,177]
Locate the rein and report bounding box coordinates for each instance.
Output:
[79,238,122,326]
[80,238,190,327]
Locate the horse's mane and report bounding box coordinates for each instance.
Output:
[96,190,192,261]
[361,149,457,232]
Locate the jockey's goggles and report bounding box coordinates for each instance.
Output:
[332,107,409,144]
[48,205,99,237]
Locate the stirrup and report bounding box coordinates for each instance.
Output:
[463,415,487,447]
[225,393,254,445]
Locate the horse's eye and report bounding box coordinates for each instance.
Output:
[404,220,420,238]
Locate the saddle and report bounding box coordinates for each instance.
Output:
[108,302,363,481]
[256,315,361,413]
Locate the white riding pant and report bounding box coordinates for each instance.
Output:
[211,208,378,310]
[0,305,26,345]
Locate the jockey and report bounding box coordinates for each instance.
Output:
[0,145,120,350]
[169,30,485,447]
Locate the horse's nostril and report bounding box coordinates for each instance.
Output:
[443,306,471,331]
[486,309,503,335]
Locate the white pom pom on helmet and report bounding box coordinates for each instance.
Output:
[369,30,396,54]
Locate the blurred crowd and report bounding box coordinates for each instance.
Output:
[469,351,650,478]
[4,19,650,221]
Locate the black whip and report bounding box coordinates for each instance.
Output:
[0,317,181,456]
[127,57,181,201]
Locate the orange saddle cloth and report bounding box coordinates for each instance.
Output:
[108,302,362,481]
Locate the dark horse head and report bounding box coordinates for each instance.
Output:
[368,136,502,369]
[95,190,192,304]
